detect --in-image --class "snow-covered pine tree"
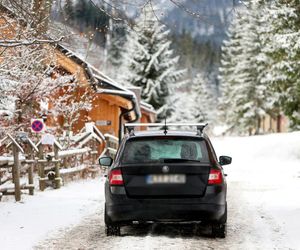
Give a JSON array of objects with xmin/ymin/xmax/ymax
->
[
  {"xmin": 107, "ymin": 19, "xmax": 127, "ymax": 80},
  {"xmin": 122, "ymin": 3, "xmax": 186, "ymax": 120},
  {"xmin": 64, "ymin": 0, "xmax": 75, "ymax": 23},
  {"xmin": 218, "ymin": 8, "xmax": 250, "ymax": 134},
  {"xmin": 168, "ymin": 92, "xmax": 197, "ymax": 124},
  {"xmin": 235, "ymin": 1, "xmax": 270, "ymax": 134},
  {"xmin": 219, "ymin": 2, "xmax": 272, "ymax": 135},
  {"xmin": 192, "ymin": 73, "xmax": 217, "ymax": 124},
  {"xmin": 261, "ymin": 0, "xmax": 300, "ymax": 130}
]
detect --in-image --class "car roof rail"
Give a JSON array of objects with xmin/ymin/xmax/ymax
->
[{"xmin": 124, "ymin": 123, "xmax": 208, "ymax": 136}]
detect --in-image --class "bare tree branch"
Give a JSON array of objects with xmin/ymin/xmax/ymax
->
[{"xmin": 0, "ymin": 36, "xmax": 64, "ymax": 47}]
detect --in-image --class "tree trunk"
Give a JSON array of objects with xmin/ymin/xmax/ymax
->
[
  {"xmin": 32, "ymin": 0, "xmax": 53, "ymax": 36},
  {"xmin": 277, "ymin": 114, "xmax": 282, "ymax": 133},
  {"xmin": 255, "ymin": 116, "xmax": 261, "ymax": 135}
]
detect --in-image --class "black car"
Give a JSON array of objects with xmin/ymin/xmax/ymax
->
[{"xmin": 99, "ymin": 123, "xmax": 232, "ymax": 238}]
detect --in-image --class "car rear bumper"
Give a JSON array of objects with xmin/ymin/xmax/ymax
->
[
  {"xmin": 105, "ymin": 183, "xmax": 226, "ymax": 224},
  {"xmin": 106, "ymin": 202, "xmax": 225, "ymax": 224}
]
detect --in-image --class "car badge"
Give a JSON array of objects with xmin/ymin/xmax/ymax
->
[{"xmin": 162, "ymin": 166, "xmax": 169, "ymax": 173}]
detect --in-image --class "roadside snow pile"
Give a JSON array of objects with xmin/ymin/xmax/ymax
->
[
  {"xmin": 0, "ymin": 178, "xmax": 105, "ymax": 250},
  {"xmin": 212, "ymin": 132, "xmax": 300, "ymax": 249}
]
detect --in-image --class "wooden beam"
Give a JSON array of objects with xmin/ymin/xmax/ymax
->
[
  {"xmin": 12, "ymin": 144, "xmax": 21, "ymax": 201},
  {"xmin": 54, "ymin": 50, "xmax": 89, "ymax": 85},
  {"xmin": 99, "ymin": 94, "xmax": 132, "ymax": 110}
]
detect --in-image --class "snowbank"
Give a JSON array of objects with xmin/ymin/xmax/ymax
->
[{"xmin": 0, "ymin": 178, "xmax": 105, "ymax": 250}]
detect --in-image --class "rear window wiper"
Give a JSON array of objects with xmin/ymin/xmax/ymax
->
[{"xmin": 160, "ymin": 158, "xmax": 201, "ymax": 163}]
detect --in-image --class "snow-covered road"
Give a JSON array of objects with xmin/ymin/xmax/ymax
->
[
  {"xmin": 1, "ymin": 132, "xmax": 299, "ymax": 250},
  {"xmin": 35, "ymin": 180, "xmax": 285, "ymax": 250}
]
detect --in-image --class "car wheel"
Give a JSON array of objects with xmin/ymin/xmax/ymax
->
[
  {"xmin": 105, "ymin": 224, "xmax": 121, "ymax": 236},
  {"xmin": 212, "ymin": 223, "xmax": 226, "ymax": 238},
  {"xmin": 104, "ymin": 205, "xmax": 121, "ymax": 236}
]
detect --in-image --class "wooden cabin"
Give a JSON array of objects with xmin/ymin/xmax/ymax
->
[
  {"xmin": 140, "ymin": 102, "xmax": 156, "ymax": 125},
  {"xmin": 259, "ymin": 114, "xmax": 289, "ymax": 133},
  {"xmin": 48, "ymin": 44, "xmax": 144, "ymax": 138}
]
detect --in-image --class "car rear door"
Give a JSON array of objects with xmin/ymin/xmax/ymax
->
[{"xmin": 120, "ymin": 136, "xmax": 211, "ymax": 198}]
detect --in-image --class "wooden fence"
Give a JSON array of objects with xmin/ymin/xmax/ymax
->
[{"xmin": 0, "ymin": 130, "xmax": 119, "ymax": 202}]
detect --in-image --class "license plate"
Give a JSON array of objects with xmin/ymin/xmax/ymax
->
[{"xmin": 146, "ymin": 174, "xmax": 186, "ymax": 184}]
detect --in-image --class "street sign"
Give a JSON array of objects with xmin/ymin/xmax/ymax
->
[
  {"xmin": 41, "ymin": 133, "xmax": 55, "ymax": 145},
  {"xmin": 96, "ymin": 120, "xmax": 111, "ymax": 126},
  {"xmin": 31, "ymin": 119, "xmax": 45, "ymax": 133}
]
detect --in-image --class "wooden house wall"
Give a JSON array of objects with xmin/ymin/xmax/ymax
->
[
  {"xmin": 260, "ymin": 114, "xmax": 289, "ymax": 133},
  {"xmin": 74, "ymin": 96, "xmax": 121, "ymax": 137}
]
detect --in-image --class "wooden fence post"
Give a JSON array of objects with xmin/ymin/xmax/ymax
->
[
  {"xmin": 6, "ymin": 134, "xmax": 24, "ymax": 201},
  {"xmin": 26, "ymin": 137, "xmax": 38, "ymax": 196},
  {"xmin": 54, "ymin": 144, "xmax": 61, "ymax": 189},
  {"xmin": 12, "ymin": 144, "xmax": 21, "ymax": 201},
  {"xmin": 92, "ymin": 140, "xmax": 96, "ymax": 165},
  {"xmin": 28, "ymin": 148, "xmax": 34, "ymax": 195},
  {"xmin": 38, "ymin": 144, "xmax": 45, "ymax": 191}
]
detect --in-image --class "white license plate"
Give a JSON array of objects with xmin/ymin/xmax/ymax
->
[{"xmin": 146, "ymin": 174, "xmax": 186, "ymax": 184}]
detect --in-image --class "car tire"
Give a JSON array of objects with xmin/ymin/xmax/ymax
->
[
  {"xmin": 104, "ymin": 205, "xmax": 121, "ymax": 236},
  {"xmin": 105, "ymin": 224, "xmax": 121, "ymax": 236},
  {"xmin": 212, "ymin": 223, "xmax": 226, "ymax": 238}
]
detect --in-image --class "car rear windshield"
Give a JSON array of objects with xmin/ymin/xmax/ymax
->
[{"xmin": 121, "ymin": 137, "xmax": 209, "ymax": 164}]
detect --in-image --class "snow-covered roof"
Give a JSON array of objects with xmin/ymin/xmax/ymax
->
[
  {"xmin": 140, "ymin": 101, "xmax": 156, "ymax": 114},
  {"xmin": 56, "ymin": 44, "xmax": 141, "ymax": 120}
]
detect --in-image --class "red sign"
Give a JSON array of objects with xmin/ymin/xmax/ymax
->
[{"xmin": 31, "ymin": 119, "xmax": 45, "ymax": 133}]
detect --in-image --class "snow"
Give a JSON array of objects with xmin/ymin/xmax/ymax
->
[
  {"xmin": 212, "ymin": 132, "xmax": 300, "ymax": 249},
  {"xmin": 0, "ymin": 132, "xmax": 299, "ymax": 249},
  {"xmin": 57, "ymin": 148, "xmax": 91, "ymax": 157},
  {"xmin": 59, "ymin": 165, "xmax": 88, "ymax": 174},
  {"xmin": 0, "ymin": 178, "xmax": 105, "ymax": 250},
  {"xmin": 0, "ymin": 155, "xmax": 26, "ymax": 165}
]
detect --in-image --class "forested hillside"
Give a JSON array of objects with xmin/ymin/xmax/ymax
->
[
  {"xmin": 49, "ymin": 0, "xmax": 237, "ymax": 127},
  {"xmin": 51, "ymin": 0, "xmax": 233, "ymax": 83}
]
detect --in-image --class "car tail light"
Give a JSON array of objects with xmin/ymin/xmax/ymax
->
[
  {"xmin": 208, "ymin": 169, "xmax": 223, "ymax": 185},
  {"xmin": 109, "ymin": 169, "xmax": 124, "ymax": 185}
]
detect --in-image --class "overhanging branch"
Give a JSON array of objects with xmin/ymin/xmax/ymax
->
[{"xmin": 0, "ymin": 36, "xmax": 64, "ymax": 47}]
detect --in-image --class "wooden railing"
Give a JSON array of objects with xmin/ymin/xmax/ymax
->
[
  {"xmin": 100, "ymin": 133, "xmax": 119, "ymax": 159},
  {"xmin": 0, "ymin": 129, "xmax": 118, "ymax": 202}
]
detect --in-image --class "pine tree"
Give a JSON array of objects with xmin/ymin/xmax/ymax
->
[
  {"xmin": 262, "ymin": 0, "xmax": 300, "ymax": 129},
  {"xmin": 192, "ymin": 73, "xmax": 217, "ymax": 124},
  {"xmin": 219, "ymin": 2, "xmax": 273, "ymax": 134},
  {"xmin": 107, "ymin": 22, "xmax": 127, "ymax": 79},
  {"xmin": 122, "ymin": 4, "xmax": 186, "ymax": 120},
  {"xmin": 74, "ymin": 0, "xmax": 88, "ymax": 31},
  {"xmin": 168, "ymin": 92, "xmax": 196, "ymax": 124},
  {"xmin": 64, "ymin": 0, "xmax": 74, "ymax": 22},
  {"xmin": 219, "ymin": 8, "xmax": 250, "ymax": 133}
]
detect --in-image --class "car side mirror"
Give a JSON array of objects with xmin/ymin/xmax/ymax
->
[
  {"xmin": 99, "ymin": 156, "xmax": 113, "ymax": 167},
  {"xmin": 219, "ymin": 156, "xmax": 232, "ymax": 166}
]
